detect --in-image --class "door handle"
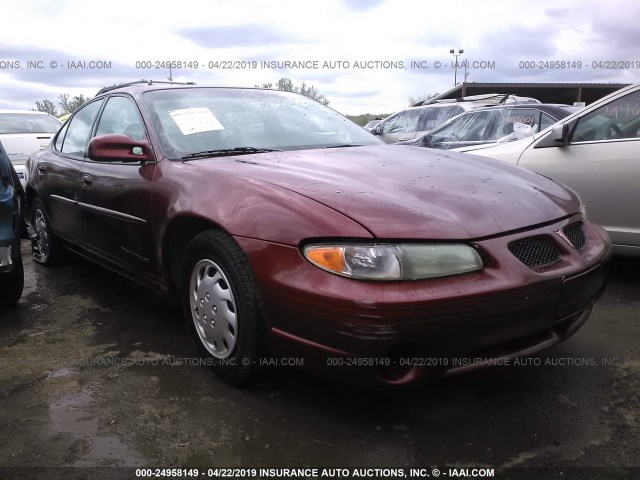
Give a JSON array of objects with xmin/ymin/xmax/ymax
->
[
  {"xmin": 80, "ymin": 174, "xmax": 93, "ymax": 187},
  {"xmin": 37, "ymin": 164, "xmax": 47, "ymax": 175}
]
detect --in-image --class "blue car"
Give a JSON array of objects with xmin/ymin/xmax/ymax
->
[{"xmin": 0, "ymin": 140, "xmax": 23, "ymax": 306}]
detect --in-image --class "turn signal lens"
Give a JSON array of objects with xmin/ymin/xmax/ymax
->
[{"xmin": 305, "ymin": 246, "xmax": 345, "ymax": 273}]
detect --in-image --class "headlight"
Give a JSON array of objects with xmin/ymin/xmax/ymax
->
[{"xmin": 303, "ymin": 243, "xmax": 483, "ymax": 281}]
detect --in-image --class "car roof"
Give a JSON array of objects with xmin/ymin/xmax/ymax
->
[
  {"xmin": 463, "ymin": 103, "xmax": 573, "ymax": 113},
  {"xmin": 94, "ymin": 80, "xmax": 287, "ymax": 97},
  {"xmin": 95, "ymin": 80, "xmax": 197, "ymax": 96}
]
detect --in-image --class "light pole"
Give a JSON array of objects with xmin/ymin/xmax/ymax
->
[{"xmin": 450, "ymin": 48, "xmax": 464, "ymax": 85}]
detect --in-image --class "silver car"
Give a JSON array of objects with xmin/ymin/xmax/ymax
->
[{"xmin": 457, "ymin": 83, "xmax": 640, "ymax": 255}]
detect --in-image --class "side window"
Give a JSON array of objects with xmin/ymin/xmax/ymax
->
[
  {"xmin": 538, "ymin": 112, "xmax": 557, "ymax": 132},
  {"xmin": 571, "ymin": 90, "xmax": 640, "ymax": 143},
  {"xmin": 493, "ymin": 109, "xmax": 538, "ymax": 140},
  {"xmin": 420, "ymin": 106, "xmax": 463, "ymax": 131},
  {"xmin": 420, "ymin": 109, "xmax": 441, "ymax": 131},
  {"xmin": 54, "ymin": 122, "xmax": 69, "ymax": 151},
  {"xmin": 61, "ymin": 100, "xmax": 104, "ymax": 156},
  {"xmin": 404, "ymin": 109, "xmax": 423, "ymax": 133},
  {"xmin": 95, "ymin": 96, "xmax": 147, "ymax": 141}
]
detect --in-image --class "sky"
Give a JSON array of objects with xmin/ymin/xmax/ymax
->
[{"xmin": 1, "ymin": 0, "xmax": 640, "ymax": 116}]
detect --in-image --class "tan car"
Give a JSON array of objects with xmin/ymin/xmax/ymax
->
[
  {"xmin": 372, "ymin": 94, "xmax": 540, "ymax": 143},
  {"xmin": 457, "ymin": 83, "xmax": 640, "ymax": 255}
]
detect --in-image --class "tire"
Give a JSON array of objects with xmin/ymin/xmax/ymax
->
[
  {"xmin": 31, "ymin": 198, "xmax": 62, "ymax": 266},
  {"xmin": 0, "ymin": 242, "xmax": 24, "ymax": 307},
  {"xmin": 182, "ymin": 229, "xmax": 268, "ymax": 386}
]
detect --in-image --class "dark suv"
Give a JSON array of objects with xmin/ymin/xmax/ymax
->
[{"xmin": 0, "ymin": 140, "xmax": 24, "ymax": 306}]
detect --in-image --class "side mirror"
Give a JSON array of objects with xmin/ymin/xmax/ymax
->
[
  {"xmin": 371, "ymin": 125, "xmax": 381, "ymax": 135},
  {"xmin": 88, "ymin": 134, "xmax": 155, "ymax": 163},
  {"xmin": 551, "ymin": 124, "xmax": 568, "ymax": 146},
  {"xmin": 551, "ymin": 117, "xmax": 579, "ymax": 147}
]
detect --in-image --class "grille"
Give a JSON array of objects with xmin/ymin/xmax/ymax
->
[
  {"xmin": 508, "ymin": 235, "xmax": 561, "ymax": 269},
  {"xmin": 563, "ymin": 222, "xmax": 586, "ymax": 250}
]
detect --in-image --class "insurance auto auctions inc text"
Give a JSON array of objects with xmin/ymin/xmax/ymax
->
[{"xmin": 201, "ymin": 467, "xmax": 496, "ymax": 478}]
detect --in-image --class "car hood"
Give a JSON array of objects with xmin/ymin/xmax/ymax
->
[{"xmin": 187, "ymin": 145, "xmax": 580, "ymax": 239}]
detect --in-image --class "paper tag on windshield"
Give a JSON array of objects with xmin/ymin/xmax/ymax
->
[{"xmin": 169, "ymin": 107, "xmax": 225, "ymax": 135}]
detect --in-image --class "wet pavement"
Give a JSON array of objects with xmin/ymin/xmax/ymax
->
[{"xmin": 0, "ymin": 241, "xmax": 638, "ymax": 478}]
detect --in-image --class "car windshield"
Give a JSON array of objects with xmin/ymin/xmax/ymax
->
[
  {"xmin": 143, "ymin": 88, "xmax": 381, "ymax": 159},
  {"xmin": 0, "ymin": 113, "xmax": 61, "ymax": 134}
]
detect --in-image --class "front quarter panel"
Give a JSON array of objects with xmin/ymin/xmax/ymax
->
[{"xmin": 154, "ymin": 159, "xmax": 373, "ymax": 248}]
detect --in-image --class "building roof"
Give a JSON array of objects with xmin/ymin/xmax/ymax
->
[{"xmin": 427, "ymin": 82, "xmax": 632, "ymax": 106}]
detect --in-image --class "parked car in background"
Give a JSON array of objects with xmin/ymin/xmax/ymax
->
[
  {"xmin": 403, "ymin": 104, "xmax": 579, "ymax": 150},
  {"xmin": 363, "ymin": 119, "xmax": 382, "ymax": 131},
  {"xmin": 371, "ymin": 94, "xmax": 541, "ymax": 143},
  {"xmin": 25, "ymin": 82, "xmax": 610, "ymax": 387},
  {"xmin": 458, "ymin": 83, "xmax": 640, "ymax": 255},
  {"xmin": 0, "ymin": 140, "xmax": 24, "ymax": 306},
  {"xmin": 0, "ymin": 110, "xmax": 62, "ymax": 188}
]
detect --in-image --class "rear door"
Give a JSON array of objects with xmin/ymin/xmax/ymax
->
[
  {"xmin": 34, "ymin": 100, "xmax": 104, "ymax": 244},
  {"xmin": 77, "ymin": 95, "xmax": 158, "ymax": 276}
]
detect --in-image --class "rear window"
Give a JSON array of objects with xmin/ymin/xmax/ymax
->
[{"xmin": 0, "ymin": 113, "xmax": 62, "ymax": 134}]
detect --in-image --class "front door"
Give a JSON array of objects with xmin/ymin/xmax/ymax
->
[{"xmin": 77, "ymin": 95, "xmax": 158, "ymax": 278}]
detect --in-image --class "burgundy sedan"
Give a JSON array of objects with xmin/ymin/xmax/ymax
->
[{"xmin": 24, "ymin": 83, "xmax": 611, "ymax": 387}]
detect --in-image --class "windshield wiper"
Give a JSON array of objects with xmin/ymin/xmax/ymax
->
[
  {"xmin": 323, "ymin": 144, "xmax": 364, "ymax": 149},
  {"xmin": 181, "ymin": 147, "xmax": 280, "ymax": 159}
]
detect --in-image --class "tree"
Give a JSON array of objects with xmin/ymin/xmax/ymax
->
[
  {"xmin": 297, "ymin": 82, "xmax": 329, "ymax": 106},
  {"xmin": 58, "ymin": 93, "xmax": 89, "ymax": 115},
  {"xmin": 256, "ymin": 78, "xmax": 330, "ymax": 105},
  {"xmin": 408, "ymin": 92, "xmax": 440, "ymax": 106},
  {"xmin": 34, "ymin": 93, "xmax": 91, "ymax": 118},
  {"xmin": 34, "ymin": 100, "xmax": 58, "ymax": 116},
  {"xmin": 276, "ymin": 78, "xmax": 294, "ymax": 92}
]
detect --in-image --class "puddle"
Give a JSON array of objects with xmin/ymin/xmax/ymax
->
[
  {"xmin": 47, "ymin": 367, "xmax": 78, "ymax": 379},
  {"xmin": 48, "ymin": 382, "xmax": 145, "ymax": 466}
]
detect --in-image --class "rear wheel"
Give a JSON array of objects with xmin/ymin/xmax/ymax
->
[
  {"xmin": 182, "ymin": 229, "xmax": 268, "ymax": 385},
  {"xmin": 0, "ymin": 242, "xmax": 24, "ymax": 307},
  {"xmin": 31, "ymin": 199, "xmax": 62, "ymax": 266}
]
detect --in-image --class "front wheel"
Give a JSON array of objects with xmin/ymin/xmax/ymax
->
[{"xmin": 182, "ymin": 229, "xmax": 268, "ymax": 385}]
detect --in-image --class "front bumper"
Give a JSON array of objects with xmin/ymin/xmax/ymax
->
[{"xmin": 236, "ymin": 215, "xmax": 611, "ymax": 387}]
